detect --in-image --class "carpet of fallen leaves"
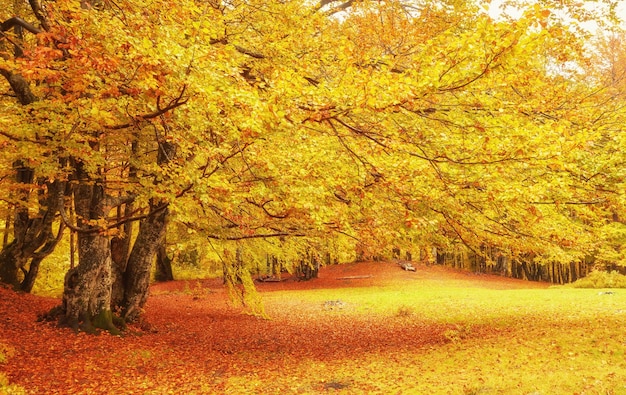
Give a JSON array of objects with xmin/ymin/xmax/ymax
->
[{"xmin": 0, "ymin": 262, "xmax": 547, "ymax": 394}]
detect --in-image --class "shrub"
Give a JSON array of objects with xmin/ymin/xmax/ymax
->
[{"xmin": 570, "ymin": 270, "xmax": 626, "ymax": 289}]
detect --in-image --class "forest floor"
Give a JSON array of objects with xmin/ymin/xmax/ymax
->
[{"xmin": 1, "ymin": 261, "xmax": 626, "ymax": 395}]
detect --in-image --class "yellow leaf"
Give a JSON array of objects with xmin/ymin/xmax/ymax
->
[{"xmin": 142, "ymin": 37, "xmax": 153, "ymax": 50}]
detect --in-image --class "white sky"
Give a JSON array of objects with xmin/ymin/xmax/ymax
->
[{"xmin": 486, "ymin": 0, "xmax": 626, "ymax": 32}]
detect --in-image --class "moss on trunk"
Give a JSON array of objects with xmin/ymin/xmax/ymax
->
[{"xmin": 91, "ymin": 309, "xmax": 121, "ymax": 335}]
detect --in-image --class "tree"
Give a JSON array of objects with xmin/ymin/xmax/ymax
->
[
  {"xmin": 1, "ymin": 0, "xmax": 624, "ymax": 332},
  {"xmin": 289, "ymin": 0, "xmax": 626, "ymax": 264},
  {"xmin": 0, "ymin": 0, "xmax": 200, "ymax": 329},
  {"xmin": 0, "ymin": 3, "xmax": 66, "ymax": 291}
]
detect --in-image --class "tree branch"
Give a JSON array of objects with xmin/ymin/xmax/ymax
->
[
  {"xmin": 234, "ymin": 45, "xmax": 265, "ymax": 59},
  {"xmin": 0, "ymin": 17, "xmax": 42, "ymax": 34},
  {"xmin": 28, "ymin": 0, "xmax": 51, "ymax": 31},
  {"xmin": 0, "ymin": 69, "xmax": 37, "ymax": 105},
  {"xmin": 316, "ymin": 0, "xmax": 357, "ymax": 15},
  {"xmin": 206, "ymin": 232, "xmax": 305, "ymax": 240},
  {"xmin": 245, "ymin": 198, "xmax": 290, "ymax": 219},
  {"xmin": 107, "ymin": 86, "xmax": 189, "ymax": 130},
  {"xmin": 209, "ymin": 37, "xmax": 266, "ymax": 59}
]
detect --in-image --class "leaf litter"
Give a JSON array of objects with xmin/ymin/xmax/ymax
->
[{"xmin": 6, "ymin": 261, "xmax": 623, "ymax": 394}]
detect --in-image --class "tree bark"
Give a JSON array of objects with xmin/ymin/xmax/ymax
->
[
  {"xmin": 0, "ymin": 243, "xmax": 23, "ymax": 286},
  {"xmin": 60, "ymin": 168, "xmax": 117, "ymax": 333},
  {"xmin": 0, "ymin": 70, "xmax": 37, "ymax": 104},
  {"xmin": 110, "ymin": 201, "xmax": 134, "ymax": 308},
  {"xmin": 62, "ymin": 230, "xmax": 116, "ymax": 333},
  {"xmin": 2, "ymin": 211, "xmax": 9, "ymax": 247},
  {"xmin": 121, "ymin": 141, "xmax": 175, "ymax": 321},
  {"xmin": 0, "ymin": 23, "xmax": 64, "ymax": 290},
  {"xmin": 121, "ymin": 201, "xmax": 168, "ymax": 321},
  {"xmin": 20, "ymin": 221, "xmax": 65, "ymax": 292},
  {"xmin": 0, "ymin": 165, "xmax": 34, "ymax": 287},
  {"xmin": 154, "ymin": 233, "xmax": 174, "ymax": 282},
  {"xmin": 0, "ymin": 179, "xmax": 65, "ymax": 290}
]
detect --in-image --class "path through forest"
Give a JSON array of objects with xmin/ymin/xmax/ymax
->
[{"xmin": 1, "ymin": 262, "xmax": 554, "ymax": 394}]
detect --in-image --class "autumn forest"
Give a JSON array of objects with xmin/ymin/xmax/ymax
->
[{"xmin": 1, "ymin": 0, "xmax": 626, "ymax": 393}]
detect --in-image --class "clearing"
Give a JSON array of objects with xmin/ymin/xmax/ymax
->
[{"xmin": 1, "ymin": 261, "xmax": 626, "ymax": 394}]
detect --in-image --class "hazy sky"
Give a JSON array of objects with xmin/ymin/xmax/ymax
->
[{"xmin": 487, "ymin": 0, "xmax": 626, "ymax": 31}]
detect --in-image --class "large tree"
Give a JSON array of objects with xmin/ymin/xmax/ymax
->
[{"xmin": 0, "ymin": 0, "xmax": 624, "ymax": 330}]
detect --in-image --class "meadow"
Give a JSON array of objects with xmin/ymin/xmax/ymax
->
[{"xmin": 1, "ymin": 261, "xmax": 626, "ymax": 394}]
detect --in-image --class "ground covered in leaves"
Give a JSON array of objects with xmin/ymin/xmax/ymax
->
[{"xmin": 2, "ymin": 262, "xmax": 626, "ymax": 394}]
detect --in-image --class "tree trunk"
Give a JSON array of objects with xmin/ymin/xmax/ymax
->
[
  {"xmin": 2, "ymin": 211, "xmax": 10, "ymax": 247},
  {"xmin": 0, "ymin": 165, "xmax": 34, "ymax": 287},
  {"xmin": 20, "ymin": 221, "xmax": 65, "ymax": 293},
  {"xmin": 62, "ymin": 231, "xmax": 116, "ymax": 333},
  {"xmin": 154, "ymin": 233, "xmax": 174, "ymax": 282},
  {"xmin": 0, "ymin": 242, "xmax": 23, "ymax": 286},
  {"xmin": 0, "ymin": 57, "xmax": 65, "ymax": 290},
  {"xmin": 111, "ymin": 137, "xmax": 138, "ymax": 306},
  {"xmin": 110, "ymin": 201, "xmax": 134, "ymax": 308},
  {"xmin": 121, "ymin": 140, "xmax": 175, "ymax": 321},
  {"xmin": 0, "ymin": 179, "xmax": 65, "ymax": 290},
  {"xmin": 121, "ymin": 202, "xmax": 168, "ymax": 322},
  {"xmin": 60, "ymin": 171, "xmax": 118, "ymax": 333}
]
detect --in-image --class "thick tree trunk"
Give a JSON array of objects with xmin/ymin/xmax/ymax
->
[
  {"xmin": 0, "ymin": 21, "xmax": 52, "ymax": 289},
  {"xmin": 111, "ymin": 138, "xmax": 138, "ymax": 307},
  {"xmin": 0, "ymin": 165, "xmax": 34, "ymax": 287},
  {"xmin": 0, "ymin": 242, "xmax": 23, "ymax": 286},
  {"xmin": 0, "ymin": 28, "xmax": 63, "ymax": 291},
  {"xmin": 110, "ymin": 235, "xmax": 127, "ymax": 308},
  {"xmin": 122, "ymin": 202, "xmax": 168, "ymax": 322},
  {"xmin": 60, "ymin": 171, "xmax": 118, "ymax": 333},
  {"xmin": 62, "ymin": 232, "xmax": 117, "ymax": 333},
  {"xmin": 121, "ymin": 140, "xmax": 175, "ymax": 321}
]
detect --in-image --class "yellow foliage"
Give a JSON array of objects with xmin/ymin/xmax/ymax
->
[{"xmin": 0, "ymin": 0, "xmax": 625, "ymax": 290}]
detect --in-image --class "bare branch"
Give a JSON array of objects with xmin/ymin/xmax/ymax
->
[
  {"xmin": 0, "ymin": 69, "xmax": 37, "ymax": 105},
  {"xmin": 0, "ymin": 17, "xmax": 42, "ymax": 34},
  {"xmin": 234, "ymin": 45, "xmax": 265, "ymax": 59},
  {"xmin": 316, "ymin": 0, "xmax": 357, "ymax": 15},
  {"xmin": 107, "ymin": 86, "xmax": 189, "ymax": 130},
  {"xmin": 28, "ymin": 0, "xmax": 51, "ymax": 31},
  {"xmin": 206, "ymin": 232, "xmax": 304, "ymax": 240},
  {"xmin": 245, "ymin": 198, "xmax": 290, "ymax": 219}
]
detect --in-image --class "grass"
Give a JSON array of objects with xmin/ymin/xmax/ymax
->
[{"xmin": 253, "ymin": 278, "xmax": 626, "ymax": 394}]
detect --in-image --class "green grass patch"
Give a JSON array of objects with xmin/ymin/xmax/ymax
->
[{"xmin": 253, "ymin": 279, "xmax": 626, "ymax": 394}]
